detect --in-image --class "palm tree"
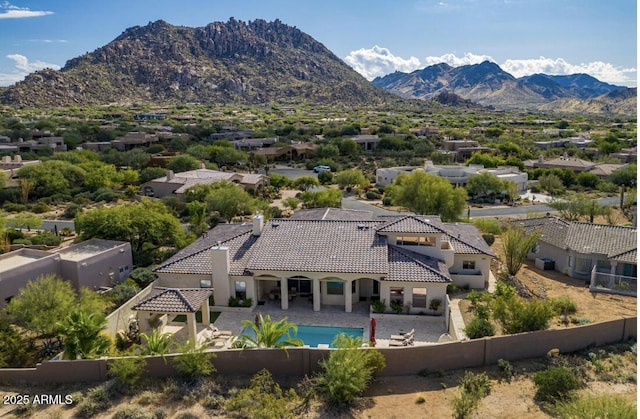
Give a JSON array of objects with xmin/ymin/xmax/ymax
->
[
  {"xmin": 58, "ymin": 311, "xmax": 111, "ymax": 359},
  {"xmin": 139, "ymin": 328, "xmax": 174, "ymax": 355},
  {"xmin": 238, "ymin": 314, "xmax": 303, "ymax": 349}
]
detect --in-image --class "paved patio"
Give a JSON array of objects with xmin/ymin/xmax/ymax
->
[{"xmin": 211, "ymin": 297, "xmax": 450, "ymax": 348}]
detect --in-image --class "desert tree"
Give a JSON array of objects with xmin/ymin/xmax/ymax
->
[{"xmin": 501, "ymin": 224, "xmax": 541, "ymax": 276}]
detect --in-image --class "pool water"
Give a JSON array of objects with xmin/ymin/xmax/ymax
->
[{"xmin": 243, "ymin": 325, "xmax": 364, "ymax": 348}]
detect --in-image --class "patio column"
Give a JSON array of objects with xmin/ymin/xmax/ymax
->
[
  {"xmin": 344, "ymin": 280, "xmax": 352, "ymax": 313},
  {"xmin": 313, "ymin": 278, "xmax": 321, "ymax": 311},
  {"xmin": 201, "ymin": 301, "xmax": 210, "ymax": 326},
  {"xmin": 610, "ymin": 261, "xmax": 618, "ymax": 275},
  {"xmin": 186, "ymin": 312, "xmax": 197, "ymax": 344},
  {"xmin": 280, "ymin": 278, "xmax": 289, "ymax": 310}
]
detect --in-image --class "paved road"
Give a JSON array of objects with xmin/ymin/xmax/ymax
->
[{"xmin": 342, "ymin": 196, "xmax": 623, "ymax": 219}]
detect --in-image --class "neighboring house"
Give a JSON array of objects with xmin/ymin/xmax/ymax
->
[
  {"xmin": 0, "ymin": 155, "xmax": 41, "ymax": 188},
  {"xmin": 111, "ymin": 132, "xmax": 159, "ymax": 151},
  {"xmin": 232, "ymin": 137, "xmax": 278, "ymax": 151},
  {"xmin": 153, "ymin": 210, "xmax": 495, "ymax": 314},
  {"xmin": 250, "ymin": 142, "xmax": 315, "ymax": 161},
  {"xmin": 376, "ymin": 161, "xmax": 528, "ymax": 192},
  {"xmin": 523, "ymin": 155, "xmax": 596, "ymax": 173},
  {"xmin": 515, "ymin": 216, "xmax": 637, "ymax": 281},
  {"xmin": 0, "ymin": 239, "xmax": 133, "ymax": 306},
  {"xmin": 140, "ymin": 168, "xmax": 268, "ymax": 200},
  {"xmin": 352, "ymin": 134, "xmax": 381, "ymax": 151}
]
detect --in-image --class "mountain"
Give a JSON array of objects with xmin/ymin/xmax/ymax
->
[
  {"xmin": 1, "ymin": 19, "xmax": 392, "ymax": 107},
  {"xmin": 372, "ymin": 61, "xmax": 633, "ymax": 113}
]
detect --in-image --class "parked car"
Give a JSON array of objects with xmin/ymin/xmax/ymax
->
[{"xmin": 313, "ymin": 165, "xmax": 331, "ymax": 173}]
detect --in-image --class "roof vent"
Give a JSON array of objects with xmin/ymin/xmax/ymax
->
[{"xmin": 272, "ymin": 222, "xmax": 279, "ymax": 228}]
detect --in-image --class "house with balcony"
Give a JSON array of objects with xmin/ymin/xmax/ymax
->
[
  {"xmin": 514, "ymin": 216, "xmax": 637, "ymax": 294},
  {"xmin": 153, "ymin": 210, "xmax": 495, "ymax": 315}
]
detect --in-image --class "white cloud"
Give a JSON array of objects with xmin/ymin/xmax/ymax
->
[
  {"xmin": 343, "ymin": 45, "xmax": 422, "ymax": 80},
  {"xmin": 502, "ymin": 57, "xmax": 636, "ymax": 86},
  {"xmin": 423, "ymin": 52, "xmax": 495, "ymax": 67},
  {"xmin": 344, "ymin": 48, "xmax": 637, "ymax": 86},
  {"xmin": 0, "ymin": 54, "xmax": 60, "ymax": 86},
  {"xmin": 0, "ymin": 1, "xmax": 53, "ymax": 19}
]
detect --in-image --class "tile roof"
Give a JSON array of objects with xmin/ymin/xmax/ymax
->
[
  {"xmin": 376, "ymin": 215, "xmax": 447, "ymax": 234},
  {"xmin": 246, "ymin": 219, "xmax": 388, "ymax": 274},
  {"xmin": 514, "ymin": 217, "xmax": 636, "ymax": 260},
  {"xmin": 289, "ymin": 207, "xmax": 374, "ymax": 221},
  {"xmin": 155, "ymin": 209, "xmax": 497, "ymax": 282},
  {"xmin": 155, "ymin": 224, "xmax": 256, "ymax": 275},
  {"xmin": 388, "ymin": 246, "xmax": 451, "ymax": 283},
  {"xmin": 132, "ymin": 288, "xmax": 213, "ymax": 313},
  {"xmin": 443, "ymin": 223, "xmax": 497, "ymax": 257}
]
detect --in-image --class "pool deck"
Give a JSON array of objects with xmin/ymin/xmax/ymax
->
[{"xmin": 212, "ymin": 297, "xmax": 450, "ymax": 348}]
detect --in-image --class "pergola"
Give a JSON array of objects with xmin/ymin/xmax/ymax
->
[{"xmin": 132, "ymin": 287, "xmax": 213, "ymax": 343}]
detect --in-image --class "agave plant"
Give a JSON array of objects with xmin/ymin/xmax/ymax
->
[{"xmin": 139, "ymin": 328, "xmax": 174, "ymax": 356}]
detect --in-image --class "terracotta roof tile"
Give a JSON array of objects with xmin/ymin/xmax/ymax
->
[{"xmin": 132, "ymin": 288, "xmax": 212, "ymax": 313}]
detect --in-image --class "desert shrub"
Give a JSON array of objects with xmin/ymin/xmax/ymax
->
[
  {"xmin": 473, "ymin": 218, "xmax": 503, "ymax": 234},
  {"xmin": 492, "ymin": 292, "xmax": 555, "ymax": 334},
  {"xmin": 129, "ymin": 267, "xmax": 156, "ymax": 288},
  {"xmin": 112, "ymin": 405, "xmax": 154, "ymax": 419},
  {"xmin": 29, "ymin": 231, "xmax": 62, "ymax": 246},
  {"xmin": 482, "ymin": 233, "xmax": 495, "ymax": 246},
  {"xmin": 93, "ymin": 187, "xmax": 119, "ymax": 202},
  {"xmin": 464, "ymin": 316, "xmax": 495, "ymax": 339},
  {"xmin": 317, "ymin": 170, "xmax": 333, "ymax": 185},
  {"xmin": 533, "ymin": 367, "xmax": 581, "ymax": 402},
  {"xmin": 174, "ymin": 412, "xmax": 201, "ymax": 419},
  {"xmin": 135, "ymin": 391, "xmax": 157, "ymax": 406},
  {"xmin": 108, "ymin": 356, "xmax": 146, "ymax": 388},
  {"xmin": 460, "ymin": 371, "xmax": 491, "ymax": 398},
  {"xmin": 497, "ymin": 359, "xmax": 514, "ymax": 382},
  {"xmin": 5, "ymin": 228, "xmax": 24, "ymax": 243},
  {"xmin": 316, "ymin": 334, "xmax": 386, "ymax": 405},
  {"xmin": 371, "ymin": 299, "xmax": 386, "ymax": 313},
  {"xmin": 3, "ymin": 202, "xmax": 27, "ymax": 213},
  {"xmin": 63, "ymin": 203, "xmax": 82, "ymax": 219},
  {"xmin": 109, "ymin": 282, "xmax": 140, "ymax": 307},
  {"xmin": 153, "ymin": 407, "xmax": 169, "ymax": 419},
  {"xmin": 365, "ymin": 190, "xmax": 381, "ymax": 200},
  {"xmin": 550, "ymin": 297, "xmax": 578, "ymax": 315},
  {"xmin": 553, "ymin": 394, "xmax": 636, "ymax": 419},
  {"xmin": 75, "ymin": 384, "xmax": 112, "ymax": 418},
  {"xmin": 31, "ymin": 201, "xmax": 51, "ymax": 214},
  {"xmin": 382, "ymin": 196, "xmax": 392, "ymax": 206},
  {"xmin": 225, "ymin": 369, "xmax": 299, "ymax": 419},
  {"xmin": 173, "ymin": 342, "xmax": 216, "ymax": 380},
  {"xmin": 450, "ymin": 390, "xmax": 479, "ymax": 419},
  {"xmin": 390, "ymin": 300, "xmax": 404, "ymax": 314}
]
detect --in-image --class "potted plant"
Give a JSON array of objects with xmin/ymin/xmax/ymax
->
[
  {"xmin": 390, "ymin": 300, "xmax": 404, "ymax": 314},
  {"xmin": 371, "ymin": 299, "xmax": 386, "ymax": 314}
]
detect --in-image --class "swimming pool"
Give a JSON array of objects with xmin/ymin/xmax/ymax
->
[{"xmin": 242, "ymin": 325, "xmax": 364, "ymax": 348}]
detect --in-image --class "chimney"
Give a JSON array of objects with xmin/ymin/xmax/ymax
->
[
  {"xmin": 211, "ymin": 245, "xmax": 230, "ymax": 274},
  {"xmin": 13, "ymin": 155, "xmax": 21, "ymax": 163},
  {"xmin": 166, "ymin": 170, "xmax": 174, "ymax": 181},
  {"xmin": 253, "ymin": 214, "xmax": 264, "ymax": 236}
]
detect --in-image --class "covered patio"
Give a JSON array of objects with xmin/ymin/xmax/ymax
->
[{"xmin": 132, "ymin": 287, "xmax": 213, "ymax": 344}]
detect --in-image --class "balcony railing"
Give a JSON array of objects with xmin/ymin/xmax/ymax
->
[{"xmin": 590, "ymin": 266, "xmax": 637, "ymax": 296}]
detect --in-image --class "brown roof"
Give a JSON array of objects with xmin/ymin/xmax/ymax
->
[
  {"xmin": 132, "ymin": 288, "xmax": 212, "ymax": 313},
  {"xmin": 246, "ymin": 219, "xmax": 388, "ymax": 274}
]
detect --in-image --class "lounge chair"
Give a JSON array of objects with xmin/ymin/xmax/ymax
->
[
  {"xmin": 389, "ymin": 329, "xmax": 415, "ymax": 346},
  {"xmin": 390, "ymin": 329, "xmax": 414, "ymax": 341}
]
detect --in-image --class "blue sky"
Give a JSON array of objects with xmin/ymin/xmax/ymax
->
[{"xmin": 0, "ymin": 0, "xmax": 636, "ymax": 87}]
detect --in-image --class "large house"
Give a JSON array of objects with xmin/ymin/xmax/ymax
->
[
  {"xmin": 140, "ymin": 168, "xmax": 268, "ymax": 200},
  {"xmin": 0, "ymin": 239, "xmax": 133, "ymax": 306},
  {"xmin": 515, "ymin": 216, "xmax": 637, "ymax": 281},
  {"xmin": 154, "ymin": 209, "xmax": 495, "ymax": 314},
  {"xmin": 376, "ymin": 161, "xmax": 528, "ymax": 192}
]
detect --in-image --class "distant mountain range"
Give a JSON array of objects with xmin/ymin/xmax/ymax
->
[
  {"xmin": 0, "ymin": 19, "xmax": 635, "ymax": 114},
  {"xmin": 372, "ymin": 61, "xmax": 636, "ymax": 114},
  {"xmin": 0, "ymin": 19, "xmax": 392, "ymax": 107}
]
